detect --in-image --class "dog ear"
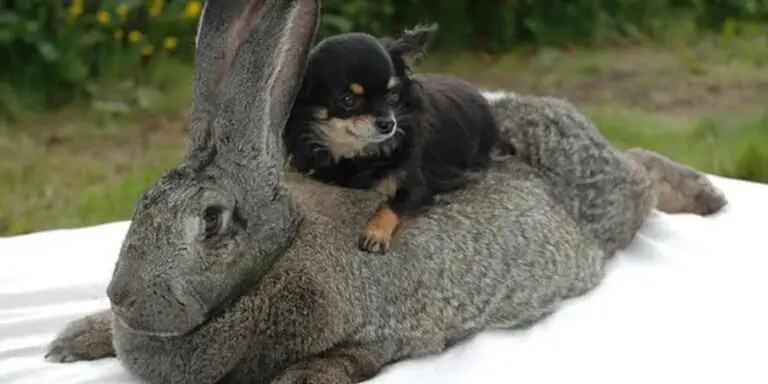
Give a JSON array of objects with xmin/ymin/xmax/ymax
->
[
  {"xmin": 385, "ymin": 23, "xmax": 438, "ymax": 68},
  {"xmin": 294, "ymin": 63, "xmax": 316, "ymax": 104}
]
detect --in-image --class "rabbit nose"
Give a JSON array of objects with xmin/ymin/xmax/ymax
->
[
  {"xmin": 374, "ymin": 118, "xmax": 395, "ymax": 134},
  {"xmin": 107, "ymin": 279, "xmax": 134, "ymax": 310}
]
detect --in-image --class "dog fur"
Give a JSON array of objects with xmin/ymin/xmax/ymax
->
[{"xmin": 283, "ymin": 25, "xmax": 513, "ymax": 254}]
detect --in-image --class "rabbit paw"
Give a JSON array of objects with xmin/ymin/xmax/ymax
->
[
  {"xmin": 654, "ymin": 170, "xmax": 728, "ymax": 216},
  {"xmin": 359, "ymin": 206, "xmax": 400, "ymax": 254},
  {"xmin": 689, "ymin": 177, "xmax": 727, "ymax": 216},
  {"xmin": 625, "ymin": 148, "xmax": 728, "ymax": 216},
  {"xmin": 270, "ymin": 367, "xmax": 352, "ymax": 384},
  {"xmin": 45, "ymin": 311, "xmax": 115, "ymax": 363}
]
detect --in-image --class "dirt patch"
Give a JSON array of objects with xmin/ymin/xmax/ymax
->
[
  {"xmin": 426, "ymin": 40, "xmax": 768, "ymax": 113},
  {"xmin": 473, "ymin": 70, "xmax": 768, "ymax": 113}
]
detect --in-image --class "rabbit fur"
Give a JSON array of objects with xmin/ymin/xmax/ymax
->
[{"xmin": 45, "ymin": 0, "xmax": 727, "ymax": 383}]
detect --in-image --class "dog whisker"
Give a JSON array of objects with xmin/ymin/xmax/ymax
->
[{"xmin": 297, "ymin": 131, "xmax": 333, "ymax": 156}]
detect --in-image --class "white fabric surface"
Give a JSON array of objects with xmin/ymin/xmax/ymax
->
[{"xmin": 1, "ymin": 174, "xmax": 766, "ymax": 384}]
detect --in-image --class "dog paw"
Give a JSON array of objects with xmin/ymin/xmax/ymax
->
[
  {"xmin": 358, "ymin": 206, "xmax": 400, "ymax": 254},
  {"xmin": 359, "ymin": 230, "xmax": 392, "ymax": 254}
]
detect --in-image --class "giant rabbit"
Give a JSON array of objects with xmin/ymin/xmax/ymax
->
[{"xmin": 44, "ymin": 0, "xmax": 726, "ymax": 383}]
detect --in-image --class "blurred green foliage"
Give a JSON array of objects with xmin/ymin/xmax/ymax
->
[
  {"xmin": 2, "ymin": 1, "xmax": 768, "ymax": 234},
  {"xmin": 1, "ymin": 0, "xmax": 768, "ymax": 110},
  {"xmin": 320, "ymin": 0, "xmax": 768, "ymax": 49},
  {"xmin": 0, "ymin": 0, "xmax": 201, "ymax": 109}
]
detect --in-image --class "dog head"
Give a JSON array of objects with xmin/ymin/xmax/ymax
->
[{"xmin": 294, "ymin": 24, "xmax": 437, "ymax": 160}]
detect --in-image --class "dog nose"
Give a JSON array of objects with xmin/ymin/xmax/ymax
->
[{"xmin": 374, "ymin": 119, "xmax": 395, "ymax": 134}]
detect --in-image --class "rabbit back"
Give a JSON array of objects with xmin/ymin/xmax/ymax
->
[
  {"xmin": 491, "ymin": 94, "xmax": 656, "ymax": 255},
  {"xmin": 216, "ymin": 160, "xmax": 609, "ymax": 381}
]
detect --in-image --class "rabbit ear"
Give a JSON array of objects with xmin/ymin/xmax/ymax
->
[{"xmin": 184, "ymin": 0, "xmax": 320, "ymax": 173}]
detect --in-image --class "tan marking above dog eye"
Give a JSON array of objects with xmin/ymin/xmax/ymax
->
[
  {"xmin": 349, "ymin": 83, "xmax": 365, "ymax": 95},
  {"xmin": 387, "ymin": 77, "xmax": 399, "ymax": 89}
]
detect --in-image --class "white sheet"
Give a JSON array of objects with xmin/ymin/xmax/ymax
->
[{"xmin": 1, "ymin": 174, "xmax": 766, "ymax": 384}]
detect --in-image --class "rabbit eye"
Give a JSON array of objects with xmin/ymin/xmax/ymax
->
[{"xmin": 202, "ymin": 206, "xmax": 224, "ymax": 237}]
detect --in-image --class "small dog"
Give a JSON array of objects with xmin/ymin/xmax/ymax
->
[{"xmin": 283, "ymin": 24, "xmax": 514, "ymax": 254}]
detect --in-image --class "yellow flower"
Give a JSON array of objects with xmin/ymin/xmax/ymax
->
[
  {"xmin": 96, "ymin": 11, "xmax": 111, "ymax": 24},
  {"xmin": 183, "ymin": 1, "xmax": 203, "ymax": 19},
  {"xmin": 140, "ymin": 44, "xmax": 155, "ymax": 56},
  {"xmin": 114, "ymin": 30, "xmax": 124, "ymax": 40},
  {"xmin": 68, "ymin": 0, "xmax": 84, "ymax": 19},
  {"xmin": 116, "ymin": 4, "xmax": 130, "ymax": 19},
  {"xmin": 128, "ymin": 30, "xmax": 142, "ymax": 43},
  {"xmin": 163, "ymin": 36, "xmax": 178, "ymax": 50},
  {"xmin": 149, "ymin": 0, "xmax": 164, "ymax": 17}
]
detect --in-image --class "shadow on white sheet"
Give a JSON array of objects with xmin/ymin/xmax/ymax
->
[{"xmin": 0, "ymin": 175, "xmax": 765, "ymax": 384}]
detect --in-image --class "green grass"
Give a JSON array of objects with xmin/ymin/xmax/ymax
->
[
  {"xmin": 2, "ymin": 34, "xmax": 767, "ymax": 236},
  {"xmin": 589, "ymin": 106, "xmax": 768, "ymax": 181},
  {"xmin": 0, "ymin": 110, "xmax": 188, "ymax": 235}
]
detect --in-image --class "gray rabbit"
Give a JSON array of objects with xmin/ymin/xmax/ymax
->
[{"xmin": 44, "ymin": 0, "xmax": 726, "ymax": 383}]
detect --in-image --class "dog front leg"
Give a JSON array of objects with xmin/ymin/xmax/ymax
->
[{"xmin": 359, "ymin": 169, "xmax": 431, "ymax": 254}]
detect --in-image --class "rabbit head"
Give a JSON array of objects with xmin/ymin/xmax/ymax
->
[{"xmin": 105, "ymin": 0, "xmax": 320, "ymax": 337}]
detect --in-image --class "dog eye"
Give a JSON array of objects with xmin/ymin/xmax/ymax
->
[
  {"xmin": 339, "ymin": 93, "xmax": 355, "ymax": 108},
  {"xmin": 388, "ymin": 89, "xmax": 399, "ymax": 103}
]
